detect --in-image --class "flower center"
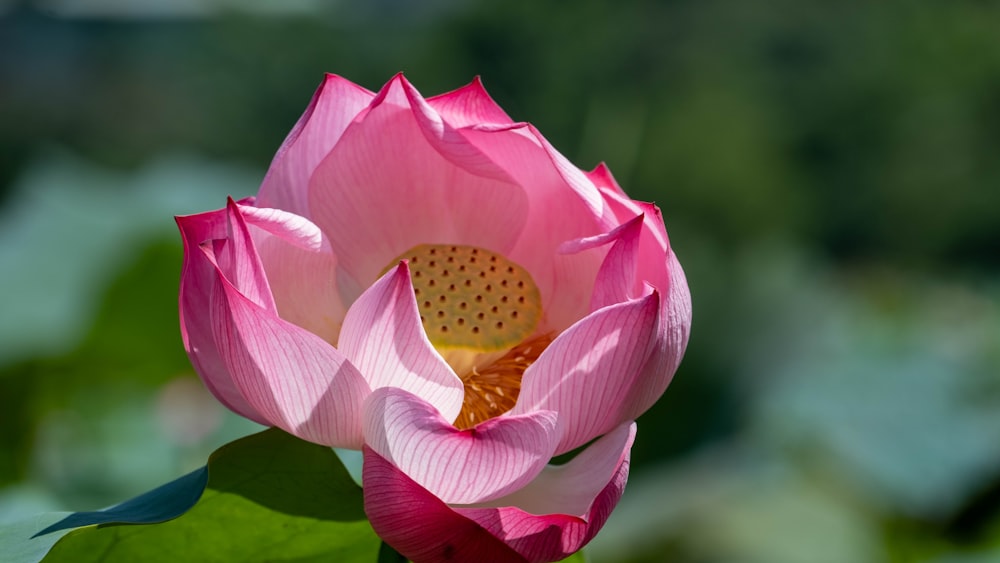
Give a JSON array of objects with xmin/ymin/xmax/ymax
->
[{"xmin": 388, "ymin": 244, "xmax": 547, "ymax": 428}]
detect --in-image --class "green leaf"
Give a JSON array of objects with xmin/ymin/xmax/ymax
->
[
  {"xmin": 34, "ymin": 467, "xmax": 207, "ymax": 537},
  {"xmin": 377, "ymin": 541, "xmax": 408, "ymax": 563},
  {"xmin": 558, "ymin": 550, "xmax": 588, "ymax": 563},
  {"xmin": 1, "ymin": 458, "xmax": 207, "ymax": 563},
  {"xmin": 41, "ymin": 428, "xmax": 379, "ymax": 562}
]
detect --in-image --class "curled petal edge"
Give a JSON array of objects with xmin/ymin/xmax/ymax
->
[{"xmin": 363, "ymin": 422, "xmax": 634, "ymax": 563}]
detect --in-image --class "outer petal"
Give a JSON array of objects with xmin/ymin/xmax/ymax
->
[
  {"xmin": 620, "ymin": 251, "xmax": 691, "ymax": 422},
  {"xmin": 307, "ymin": 75, "xmax": 529, "ymax": 300},
  {"xmin": 364, "ymin": 446, "xmax": 528, "ymax": 563},
  {"xmin": 177, "ymin": 207, "xmax": 268, "ymax": 425},
  {"xmin": 426, "ymin": 76, "xmax": 515, "ymax": 127},
  {"xmin": 339, "ymin": 263, "xmax": 464, "ymax": 422},
  {"xmin": 593, "ymin": 190, "xmax": 694, "ymax": 421},
  {"xmin": 470, "ymin": 422, "xmax": 636, "ymax": 517},
  {"xmin": 257, "ymin": 74, "xmax": 376, "ymax": 218},
  {"xmin": 362, "ymin": 423, "xmax": 634, "ymax": 563},
  {"xmin": 208, "ymin": 252, "xmax": 371, "ymax": 448},
  {"xmin": 363, "ymin": 388, "xmax": 558, "ymax": 504},
  {"xmin": 455, "ymin": 423, "xmax": 636, "ymax": 562},
  {"xmin": 211, "ymin": 198, "xmax": 277, "ymax": 312},
  {"xmin": 511, "ymin": 293, "xmax": 660, "ymax": 455}
]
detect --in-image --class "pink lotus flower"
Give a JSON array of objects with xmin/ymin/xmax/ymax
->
[{"xmin": 177, "ymin": 74, "xmax": 691, "ymax": 563}]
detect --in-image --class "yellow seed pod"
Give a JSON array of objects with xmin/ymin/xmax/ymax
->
[{"xmin": 388, "ymin": 244, "xmax": 542, "ymax": 352}]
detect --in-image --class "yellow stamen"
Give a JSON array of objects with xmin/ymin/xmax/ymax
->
[{"xmin": 454, "ymin": 334, "xmax": 554, "ymax": 430}]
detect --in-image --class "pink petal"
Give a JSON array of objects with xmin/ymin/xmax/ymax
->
[
  {"xmin": 363, "ymin": 446, "xmax": 529, "ymax": 563},
  {"xmin": 237, "ymin": 204, "xmax": 325, "ymax": 251},
  {"xmin": 511, "ymin": 293, "xmax": 660, "ymax": 455},
  {"xmin": 619, "ymin": 251, "xmax": 691, "ymax": 422},
  {"xmin": 592, "ymin": 191, "xmax": 694, "ymax": 421},
  {"xmin": 561, "ymin": 213, "xmax": 646, "ymax": 310},
  {"xmin": 362, "ymin": 423, "xmax": 634, "ymax": 563},
  {"xmin": 585, "ymin": 162, "xmax": 627, "ymax": 196},
  {"xmin": 257, "ymin": 74, "xmax": 376, "ymax": 219},
  {"xmin": 307, "ymin": 75, "xmax": 529, "ymax": 297},
  {"xmin": 531, "ymin": 245, "xmax": 607, "ymax": 335},
  {"xmin": 363, "ymin": 387, "xmax": 558, "ymax": 504},
  {"xmin": 238, "ymin": 204, "xmax": 346, "ymax": 345},
  {"xmin": 177, "ymin": 209, "xmax": 269, "ymax": 425},
  {"xmin": 426, "ymin": 76, "xmax": 514, "ymax": 127},
  {"xmin": 400, "ymin": 77, "xmax": 520, "ymax": 185},
  {"xmin": 470, "ymin": 422, "xmax": 635, "ymax": 515},
  {"xmin": 338, "ymin": 263, "xmax": 464, "ymax": 420},
  {"xmin": 455, "ymin": 423, "xmax": 636, "ymax": 562},
  {"xmin": 208, "ymin": 256, "xmax": 371, "ymax": 448},
  {"xmin": 211, "ymin": 198, "xmax": 276, "ymax": 312},
  {"xmin": 606, "ymin": 196, "xmax": 673, "ymax": 291}
]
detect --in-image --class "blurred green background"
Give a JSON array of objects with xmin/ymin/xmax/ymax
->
[{"xmin": 2, "ymin": 1, "xmax": 999, "ymax": 561}]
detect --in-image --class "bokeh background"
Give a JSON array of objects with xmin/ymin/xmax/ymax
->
[{"xmin": 2, "ymin": 1, "xmax": 1000, "ymax": 561}]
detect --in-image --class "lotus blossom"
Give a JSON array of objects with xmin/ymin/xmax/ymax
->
[{"xmin": 177, "ymin": 74, "xmax": 691, "ymax": 563}]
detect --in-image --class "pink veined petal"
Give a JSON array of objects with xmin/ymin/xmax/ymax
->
[
  {"xmin": 534, "ymin": 246, "xmax": 607, "ymax": 335},
  {"xmin": 561, "ymin": 213, "xmax": 646, "ymax": 310},
  {"xmin": 338, "ymin": 263, "xmax": 464, "ymax": 421},
  {"xmin": 238, "ymin": 204, "xmax": 346, "ymax": 345},
  {"xmin": 469, "ymin": 422, "xmax": 636, "ymax": 517},
  {"xmin": 361, "ymin": 424, "xmax": 634, "ymax": 563},
  {"xmin": 454, "ymin": 423, "xmax": 636, "ymax": 562},
  {"xmin": 208, "ymin": 248, "xmax": 370, "ymax": 448},
  {"xmin": 212, "ymin": 198, "xmax": 277, "ymax": 313},
  {"xmin": 459, "ymin": 121, "xmax": 611, "ymax": 227},
  {"xmin": 598, "ymin": 189, "xmax": 672, "ymax": 292},
  {"xmin": 253, "ymin": 236, "xmax": 345, "ymax": 346},
  {"xmin": 400, "ymin": 76, "xmax": 521, "ymax": 185},
  {"xmin": 592, "ymin": 190, "xmax": 693, "ymax": 421},
  {"xmin": 363, "ymin": 387, "xmax": 559, "ymax": 505},
  {"xmin": 511, "ymin": 292, "xmax": 660, "ymax": 455},
  {"xmin": 426, "ymin": 76, "xmax": 515, "ymax": 127},
  {"xmin": 237, "ymin": 204, "xmax": 325, "ymax": 252},
  {"xmin": 363, "ymin": 447, "xmax": 529, "ymax": 563},
  {"xmin": 525, "ymin": 124, "xmax": 611, "ymax": 224},
  {"xmin": 177, "ymin": 209, "xmax": 269, "ymax": 425},
  {"xmin": 619, "ymin": 251, "xmax": 692, "ymax": 422},
  {"xmin": 307, "ymin": 75, "xmax": 528, "ymax": 296},
  {"xmin": 586, "ymin": 162, "xmax": 627, "ymax": 196},
  {"xmin": 257, "ymin": 74, "xmax": 376, "ymax": 219}
]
